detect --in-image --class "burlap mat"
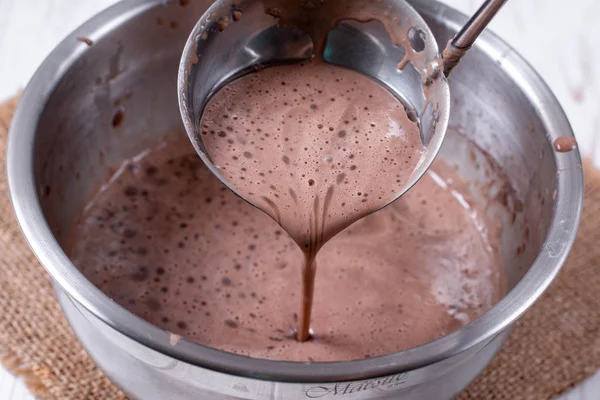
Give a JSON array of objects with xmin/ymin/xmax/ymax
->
[{"xmin": 0, "ymin": 96, "xmax": 598, "ymax": 400}]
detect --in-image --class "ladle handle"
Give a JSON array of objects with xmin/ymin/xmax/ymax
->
[{"xmin": 442, "ymin": 0, "xmax": 508, "ymax": 76}]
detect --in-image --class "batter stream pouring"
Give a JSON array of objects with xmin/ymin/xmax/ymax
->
[{"xmin": 179, "ymin": 0, "xmax": 507, "ymax": 342}]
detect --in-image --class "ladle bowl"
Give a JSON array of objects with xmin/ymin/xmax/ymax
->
[{"xmin": 178, "ymin": 0, "xmax": 452, "ymax": 212}]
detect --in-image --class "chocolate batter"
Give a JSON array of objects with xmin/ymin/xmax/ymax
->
[
  {"xmin": 68, "ymin": 136, "xmax": 505, "ymax": 362},
  {"xmin": 553, "ymin": 136, "xmax": 578, "ymax": 153},
  {"xmin": 199, "ymin": 62, "xmax": 423, "ymax": 340}
]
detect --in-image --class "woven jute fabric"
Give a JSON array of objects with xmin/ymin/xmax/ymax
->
[{"xmin": 0, "ymin": 96, "xmax": 598, "ymax": 399}]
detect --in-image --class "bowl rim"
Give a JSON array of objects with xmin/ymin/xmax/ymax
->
[{"xmin": 6, "ymin": 0, "xmax": 583, "ymax": 383}]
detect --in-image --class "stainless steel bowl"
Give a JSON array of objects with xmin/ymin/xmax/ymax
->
[{"xmin": 7, "ymin": 1, "xmax": 583, "ymax": 399}]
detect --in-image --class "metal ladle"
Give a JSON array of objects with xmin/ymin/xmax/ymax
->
[{"xmin": 178, "ymin": 0, "xmax": 507, "ymax": 212}]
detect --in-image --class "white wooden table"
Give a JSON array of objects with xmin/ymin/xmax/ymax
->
[{"xmin": 1, "ymin": 0, "xmax": 599, "ymax": 398}]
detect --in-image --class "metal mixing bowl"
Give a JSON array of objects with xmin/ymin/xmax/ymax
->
[{"xmin": 7, "ymin": 0, "xmax": 583, "ymax": 399}]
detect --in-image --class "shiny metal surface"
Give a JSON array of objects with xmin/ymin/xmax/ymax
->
[
  {"xmin": 178, "ymin": 0, "xmax": 451, "ymax": 216},
  {"xmin": 442, "ymin": 0, "xmax": 508, "ymax": 75},
  {"xmin": 6, "ymin": 0, "xmax": 582, "ymax": 399}
]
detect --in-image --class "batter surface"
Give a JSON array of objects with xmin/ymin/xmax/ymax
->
[
  {"xmin": 68, "ymin": 138, "xmax": 505, "ymax": 362},
  {"xmin": 199, "ymin": 62, "xmax": 424, "ymax": 339}
]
